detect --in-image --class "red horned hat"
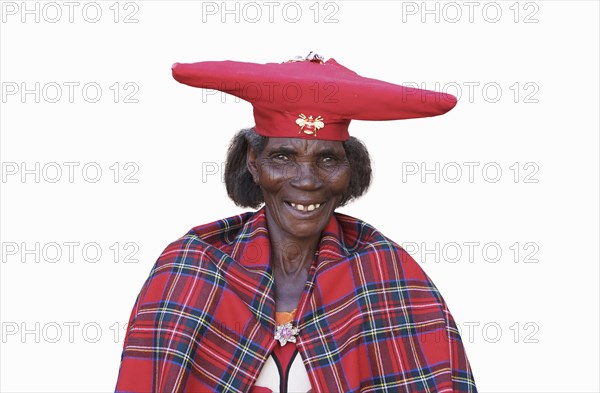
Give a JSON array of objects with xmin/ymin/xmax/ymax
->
[{"xmin": 172, "ymin": 52, "xmax": 457, "ymax": 141}]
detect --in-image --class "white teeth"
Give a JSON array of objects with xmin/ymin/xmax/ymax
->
[
  {"xmin": 307, "ymin": 204, "xmax": 315, "ymax": 211},
  {"xmin": 291, "ymin": 203, "xmax": 296, "ymax": 207},
  {"xmin": 296, "ymin": 204, "xmax": 305, "ymax": 211},
  {"xmin": 315, "ymin": 203, "xmax": 321, "ymax": 208}
]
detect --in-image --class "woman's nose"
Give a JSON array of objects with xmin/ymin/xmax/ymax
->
[{"xmin": 289, "ymin": 162, "xmax": 322, "ymax": 189}]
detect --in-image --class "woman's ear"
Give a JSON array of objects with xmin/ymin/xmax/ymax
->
[{"xmin": 246, "ymin": 145, "xmax": 260, "ymax": 184}]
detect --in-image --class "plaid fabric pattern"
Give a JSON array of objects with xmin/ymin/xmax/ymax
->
[{"xmin": 115, "ymin": 208, "xmax": 477, "ymax": 392}]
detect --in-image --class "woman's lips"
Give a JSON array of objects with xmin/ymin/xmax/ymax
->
[{"xmin": 285, "ymin": 201, "xmax": 325, "ymax": 213}]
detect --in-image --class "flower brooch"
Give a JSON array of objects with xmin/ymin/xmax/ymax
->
[{"xmin": 274, "ymin": 322, "xmax": 299, "ymax": 346}]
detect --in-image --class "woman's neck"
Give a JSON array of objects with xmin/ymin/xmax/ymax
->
[{"xmin": 268, "ymin": 228, "xmax": 319, "ymax": 278}]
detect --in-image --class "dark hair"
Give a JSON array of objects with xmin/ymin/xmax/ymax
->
[{"xmin": 224, "ymin": 127, "xmax": 372, "ymax": 208}]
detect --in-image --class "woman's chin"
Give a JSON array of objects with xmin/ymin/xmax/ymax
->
[{"xmin": 267, "ymin": 202, "xmax": 334, "ymax": 241}]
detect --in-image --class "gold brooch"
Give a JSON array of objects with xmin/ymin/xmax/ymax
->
[{"xmin": 296, "ymin": 114, "xmax": 325, "ymax": 137}]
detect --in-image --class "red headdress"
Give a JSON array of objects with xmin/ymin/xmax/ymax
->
[{"xmin": 172, "ymin": 52, "xmax": 457, "ymax": 141}]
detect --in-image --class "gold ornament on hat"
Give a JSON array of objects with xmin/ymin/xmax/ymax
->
[{"xmin": 296, "ymin": 114, "xmax": 325, "ymax": 137}]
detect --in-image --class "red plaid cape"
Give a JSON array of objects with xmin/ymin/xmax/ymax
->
[{"xmin": 115, "ymin": 208, "xmax": 477, "ymax": 392}]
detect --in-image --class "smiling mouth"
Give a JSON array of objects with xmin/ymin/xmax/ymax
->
[{"xmin": 285, "ymin": 201, "xmax": 325, "ymax": 212}]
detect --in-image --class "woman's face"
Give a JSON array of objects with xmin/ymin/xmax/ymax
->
[{"xmin": 247, "ymin": 137, "xmax": 351, "ymax": 241}]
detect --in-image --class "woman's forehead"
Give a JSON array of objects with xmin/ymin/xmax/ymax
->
[{"xmin": 264, "ymin": 137, "xmax": 344, "ymax": 152}]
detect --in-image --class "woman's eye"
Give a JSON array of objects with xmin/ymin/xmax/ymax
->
[
  {"xmin": 320, "ymin": 156, "xmax": 337, "ymax": 164},
  {"xmin": 272, "ymin": 153, "xmax": 290, "ymax": 162}
]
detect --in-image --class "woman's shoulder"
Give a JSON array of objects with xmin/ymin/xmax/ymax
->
[
  {"xmin": 333, "ymin": 212, "xmax": 429, "ymax": 281},
  {"xmin": 188, "ymin": 211, "xmax": 256, "ymax": 247},
  {"xmin": 334, "ymin": 212, "xmax": 401, "ymax": 250},
  {"xmin": 152, "ymin": 211, "xmax": 258, "ymax": 270}
]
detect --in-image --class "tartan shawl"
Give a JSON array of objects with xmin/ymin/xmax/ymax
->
[{"xmin": 115, "ymin": 208, "xmax": 477, "ymax": 392}]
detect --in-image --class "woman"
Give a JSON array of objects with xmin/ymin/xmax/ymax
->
[{"xmin": 115, "ymin": 53, "xmax": 477, "ymax": 392}]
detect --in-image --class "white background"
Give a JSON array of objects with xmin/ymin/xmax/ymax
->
[{"xmin": 1, "ymin": 1, "xmax": 599, "ymax": 392}]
